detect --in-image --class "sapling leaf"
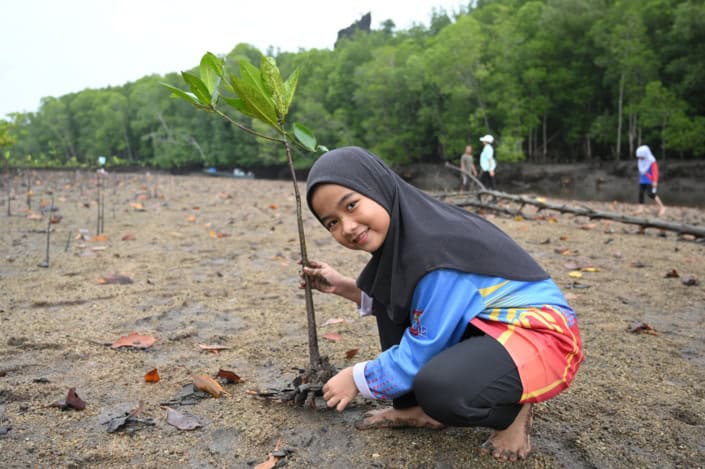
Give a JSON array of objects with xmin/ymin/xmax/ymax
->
[
  {"xmin": 283, "ymin": 68, "xmax": 300, "ymax": 113},
  {"xmin": 199, "ymin": 52, "xmax": 223, "ymax": 94},
  {"xmin": 181, "ymin": 72, "xmax": 212, "ymax": 106},
  {"xmin": 161, "ymin": 83, "xmax": 202, "ymax": 106},
  {"xmin": 261, "ymin": 57, "xmax": 287, "ymax": 118},
  {"xmin": 229, "ymin": 75, "xmax": 281, "ymax": 130},
  {"xmin": 292, "ymin": 123, "xmax": 317, "ymax": 151}
]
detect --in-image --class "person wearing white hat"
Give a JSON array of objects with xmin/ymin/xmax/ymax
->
[
  {"xmin": 635, "ymin": 145, "xmax": 665, "ymax": 217},
  {"xmin": 479, "ymin": 135, "xmax": 496, "ymax": 190}
]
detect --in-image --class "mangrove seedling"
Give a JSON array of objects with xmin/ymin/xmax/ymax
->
[{"xmin": 163, "ymin": 53, "xmax": 334, "ymax": 404}]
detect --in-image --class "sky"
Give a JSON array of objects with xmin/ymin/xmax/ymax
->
[{"xmin": 0, "ymin": 0, "xmax": 466, "ymax": 119}]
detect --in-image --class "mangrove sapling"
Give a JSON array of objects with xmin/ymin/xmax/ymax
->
[
  {"xmin": 163, "ymin": 53, "xmax": 334, "ymax": 404},
  {"xmin": 38, "ymin": 192, "xmax": 55, "ymax": 268}
]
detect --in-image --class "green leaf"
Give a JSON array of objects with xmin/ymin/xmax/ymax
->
[
  {"xmin": 222, "ymin": 96, "xmax": 257, "ymax": 118},
  {"xmin": 199, "ymin": 52, "xmax": 224, "ymax": 95},
  {"xmin": 161, "ymin": 83, "xmax": 202, "ymax": 107},
  {"xmin": 293, "ymin": 123, "xmax": 317, "ymax": 151},
  {"xmin": 283, "ymin": 68, "xmax": 300, "ymax": 113},
  {"xmin": 261, "ymin": 57, "xmax": 287, "ymax": 119},
  {"xmin": 181, "ymin": 72, "xmax": 212, "ymax": 106},
  {"xmin": 229, "ymin": 75, "xmax": 281, "ymax": 131},
  {"xmin": 239, "ymin": 60, "xmax": 269, "ymax": 97}
]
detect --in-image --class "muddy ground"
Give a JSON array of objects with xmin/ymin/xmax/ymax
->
[{"xmin": 1, "ymin": 171, "xmax": 704, "ymax": 469}]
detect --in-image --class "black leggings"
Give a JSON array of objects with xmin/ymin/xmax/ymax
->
[
  {"xmin": 638, "ymin": 183, "xmax": 656, "ymax": 204},
  {"xmin": 375, "ymin": 309, "xmax": 523, "ymax": 430}
]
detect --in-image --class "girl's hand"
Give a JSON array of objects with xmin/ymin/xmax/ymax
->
[
  {"xmin": 300, "ymin": 260, "xmax": 346, "ymax": 295},
  {"xmin": 322, "ymin": 367, "xmax": 358, "ymax": 412}
]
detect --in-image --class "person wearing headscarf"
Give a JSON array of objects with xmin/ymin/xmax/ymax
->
[
  {"xmin": 479, "ymin": 134, "xmax": 496, "ymax": 190},
  {"xmin": 636, "ymin": 145, "xmax": 666, "ymax": 216},
  {"xmin": 303, "ymin": 146, "xmax": 583, "ymax": 461}
]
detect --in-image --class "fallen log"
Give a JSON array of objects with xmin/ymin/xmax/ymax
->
[{"xmin": 431, "ymin": 184, "xmax": 704, "ymax": 239}]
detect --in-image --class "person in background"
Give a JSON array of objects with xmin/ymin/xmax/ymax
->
[
  {"xmin": 302, "ymin": 146, "xmax": 583, "ymax": 462},
  {"xmin": 479, "ymin": 135, "xmax": 496, "ymax": 190},
  {"xmin": 636, "ymin": 145, "xmax": 666, "ymax": 217},
  {"xmin": 459, "ymin": 145, "xmax": 478, "ymax": 191}
]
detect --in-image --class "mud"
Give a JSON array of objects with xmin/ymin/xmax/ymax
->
[{"xmin": 1, "ymin": 171, "xmax": 704, "ymax": 468}]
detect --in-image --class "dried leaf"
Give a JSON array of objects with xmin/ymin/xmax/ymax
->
[
  {"xmin": 216, "ymin": 369, "xmax": 242, "ymax": 384},
  {"xmin": 164, "ymin": 406, "xmax": 202, "ymax": 431},
  {"xmin": 144, "ymin": 368, "xmax": 160, "ymax": 383},
  {"xmin": 268, "ymin": 204, "xmax": 278, "ymax": 210},
  {"xmin": 321, "ymin": 317, "xmax": 344, "ymax": 327},
  {"xmin": 580, "ymin": 267, "xmax": 600, "ymax": 272},
  {"xmin": 209, "ymin": 230, "xmax": 230, "ymax": 238},
  {"xmin": 49, "ymin": 215, "xmax": 63, "ymax": 224},
  {"xmin": 628, "ymin": 323, "xmax": 658, "ymax": 335},
  {"xmin": 514, "ymin": 215, "xmax": 524, "ymax": 221},
  {"xmin": 581, "ymin": 223, "xmax": 597, "ymax": 230},
  {"xmin": 192, "ymin": 374, "xmax": 225, "ymax": 398},
  {"xmin": 111, "ymin": 332, "xmax": 158, "ymax": 349},
  {"xmin": 255, "ymin": 439, "xmax": 285, "ymax": 469},
  {"xmin": 554, "ymin": 248, "xmax": 573, "ymax": 256},
  {"xmin": 130, "ymin": 202, "xmax": 145, "ymax": 211},
  {"xmin": 186, "ymin": 215, "xmax": 197, "ymax": 222},
  {"xmin": 322, "ymin": 333, "xmax": 342, "ymax": 342},
  {"xmin": 97, "ymin": 274, "xmax": 133, "ymax": 285},
  {"xmin": 26, "ymin": 212, "xmax": 42, "ymax": 220},
  {"xmin": 121, "ymin": 233, "xmax": 136, "ymax": 241},
  {"xmin": 91, "ymin": 234, "xmax": 109, "ymax": 242},
  {"xmin": 197, "ymin": 343, "xmax": 230, "ymax": 354},
  {"xmin": 345, "ymin": 348, "xmax": 360, "ymax": 359},
  {"xmin": 568, "ymin": 271, "xmax": 583, "ymax": 279},
  {"xmin": 664, "ymin": 269, "xmax": 679, "ymax": 278},
  {"xmin": 50, "ymin": 387, "xmax": 86, "ymax": 411}
]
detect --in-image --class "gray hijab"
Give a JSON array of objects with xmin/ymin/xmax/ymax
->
[{"xmin": 306, "ymin": 146, "xmax": 548, "ymax": 324}]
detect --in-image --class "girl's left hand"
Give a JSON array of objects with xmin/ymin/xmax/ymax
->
[{"xmin": 322, "ymin": 367, "xmax": 359, "ymax": 412}]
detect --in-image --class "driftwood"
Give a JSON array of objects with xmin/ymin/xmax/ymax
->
[{"xmin": 439, "ymin": 164, "xmax": 704, "ymax": 238}]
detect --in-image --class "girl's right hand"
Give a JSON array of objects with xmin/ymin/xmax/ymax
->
[{"xmin": 300, "ymin": 260, "xmax": 346, "ymax": 294}]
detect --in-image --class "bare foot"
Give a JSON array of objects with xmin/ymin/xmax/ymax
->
[
  {"xmin": 480, "ymin": 403, "xmax": 533, "ymax": 461},
  {"xmin": 355, "ymin": 406, "xmax": 444, "ymax": 430}
]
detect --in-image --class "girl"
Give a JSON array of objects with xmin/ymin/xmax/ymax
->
[
  {"xmin": 303, "ymin": 147, "xmax": 583, "ymax": 461},
  {"xmin": 636, "ymin": 145, "xmax": 666, "ymax": 217}
]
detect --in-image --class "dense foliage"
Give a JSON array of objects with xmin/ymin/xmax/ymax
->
[{"xmin": 2, "ymin": 0, "xmax": 703, "ymax": 170}]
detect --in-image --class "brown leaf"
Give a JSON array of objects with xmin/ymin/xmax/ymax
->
[
  {"xmin": 322, "ymin": 333, "xmax": 342, "ymax": 342},
  {"xmin": 144, "ymin": 368, "xmax": 160, "ymax": 383},
  {"xmin": 345, "ymin": 348, "xmax": 360, "ymax": 359},
  {"xmin": 554, "ymin": 248, "xmax": 573, "ymax": 256},
  {"xmin": 216, "ymin": 369, "xmax": 242, "ymax": 384},
  {"xmin": 320, "ymin": 317, "xmax": 344, "ymax": 327},
  {"xmin": 581, "ymin": 223, "xmax": 597, "ymax": 230},
  {"xmin": 255, "ymin": 439, "xmax": 284, "ymax": 469},
  {"xmin": 26, "ymin": 212, "xmax": 42, "ymax": 220},
  {"xmin": 164, "ymin": 406, "xmax": 202, "ymax": 431},
  {"xmin": 186, "ymin": 215, "xmax": 197, "ymax": 222},
  {"xmin": 91, "ymin": 234, "xmax": 109, "ymax": 242},
  {"xmin": 111, "ymin": 332, "xmax": 157, "ymax": 349},
  {"xmin": 208, "ymin": 230, "xmax": 230, "ymax": 238},
  {"xmin": 97, "ymin": 274, "xmax": 133, "ymax": 285},
  {"xmin": 664, "ymin": 269, "xmax": 680, "ymax": 278},
  {"xmin": 50, "ymin": 387, "xmax": 86, "ymax": 410},
  {"xmin": 121, "ymin": 233, "xmax": 136, "ymax": 241},
  {"xmin": 130, "ymin": 202, "xmax": 145, "ymax": 211},
  {"xmin": 628, "ymin": 323, "xmax": 658, "ymax": 335},
  {"xmin": 49, "ymin": 215, "xmax": 63, "ymax": 224},
  {"xmin": 192, "ymin": 374, "xmax": 224, "ymax": 398}
]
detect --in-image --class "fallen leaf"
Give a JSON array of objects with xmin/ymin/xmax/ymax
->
[
  {"xmin": 91, "ymin": 234, "xmax": 109, "ymax": 242},
  {"xmin": 547, "ymin": 217, "xmax": 558, "ymax": 223},
  {"xmin": 664, "ymin": 269, "xmax": 680, "ymax": 278},
  {"xmin": 268, "ymin": 204, "xmax": 278, "ymax": 210},
  {"xmin": 50, "ymin": 387, "xmax": 86, "ymax": 411},
  {"xmin": 581, "ymin": 223, "xmax": 597, "ymax": 230},
  {"xmin": 121, "ymin": 233, "xmax": 136, "ymax": 241},
  {"xmin": 209, "ymin": 230, "xmax": 230, "ymax": 238},
  {"xmin": 26, "ymin": 212, "xmax": 42, "ymax": 220},
  {"xmin": 97, "ymin": 274, "xmax": 133, "ymax": 285},
  {"xmin": 216, "ymin": 369, "xmax": 242, "ymax": 384},
  {"xmin": 559, "ymin": 235, "xmax": 569, "ymax": 241},
  {"xmin": 554, "ymin": 248, "xmax": 573, "ymax": 256},
  {"xmin": 514, "ymin": 215, "xmax": 524, "ymax": 221},
  {"xmin": 255, "ymin": 439, "xmax": 289, "ymax": 469},
  {"xmin": 568, "ymin": 271, "xmax": 583, "ymax": 278},
  {"xmin": 321, "ymin": 317, "xmax": 344, "ymax": 327},
  {"xmin": 197, "ymin": 343, "xmax": 231, "ymax": 354},
  {"xmin": 345, "ymin": 348, "xmax": 360, "ymax": 359},
  {"xmin": 186, "ymin": 215, "xmax": 197, "ymax": 222},
  {"xmin": 130, "ymin": 202, "xmax": 145, "ymax": 211},
  {"xmin": 580, "ymin": 267, "xmax": 600, "ymax": 272},
  {"xmin": 144, "ymin": 368, "xmax": 160, "ymax": 383},
  {"xmin": 111, "ymin": 332, "xmax": 157, "ymax": 349},
  {"xmin": 106, "ymin": 400, "xmax": 155, "ymax": 433},
  {"xmin": 628, "ymin": 323, "xmax": 658, "ymax": 335},
  {"xmin": 49, "ymin": 215, "xmax": 62, "ymax": 224},
  {"xmin": 164, "ymin": 406, "xmax": 202, "ymax": 431},
  {"xmin": 192, "ymin": 374, "xmax": 225, "ymax": 398},
  {"xmin": 322, "ymin": 333, "xmax": 342, "ymax": 342}
]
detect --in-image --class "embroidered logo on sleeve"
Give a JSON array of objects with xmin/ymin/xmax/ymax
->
[{"xmin": 409, "ymin": 309, "xmax": 427, "ymax": 337}]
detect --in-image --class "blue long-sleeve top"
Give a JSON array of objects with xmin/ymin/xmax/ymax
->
[
  {"xmin": 479, "ymin": 145, "xmax": 496, "ymax": 172},
  {"xmin": 352, "ymin": 268, "xmax": 573, "ymax": 400}
]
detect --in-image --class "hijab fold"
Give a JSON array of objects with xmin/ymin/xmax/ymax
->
[
  {"xmin": 306, "ymin": 147, "xmax": 549, "ymax": 324},
  {"xmin": 636, "ymin": 145, "xmax": 656, "ymax": 175}
]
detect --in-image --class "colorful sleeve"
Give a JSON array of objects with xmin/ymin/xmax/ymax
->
[{"xmin": 353, "ymin": 270, "xmax": 485, "ymax": 400}]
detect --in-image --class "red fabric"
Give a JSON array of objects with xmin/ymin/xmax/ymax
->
[
  {"xmin": 470, "ymin": 305, "xmax": 583, "ymax": 403},
  {"xmin": 650, "ymin": 161, "xmax": 659, "ymax": 184}
]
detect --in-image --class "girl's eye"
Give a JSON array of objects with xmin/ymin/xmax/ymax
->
[
  {"xmin": 346, "ymin": 200, "xmax": 357, "ymax": 211},
  {"xmin": 325, "ymin": 220, "xmax": 337, "ymax": 231}
]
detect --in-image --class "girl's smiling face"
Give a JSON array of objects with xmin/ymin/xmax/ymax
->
[{"xmin": 311, "ymin": 183, "xmax": 390, "ymax": 253}]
